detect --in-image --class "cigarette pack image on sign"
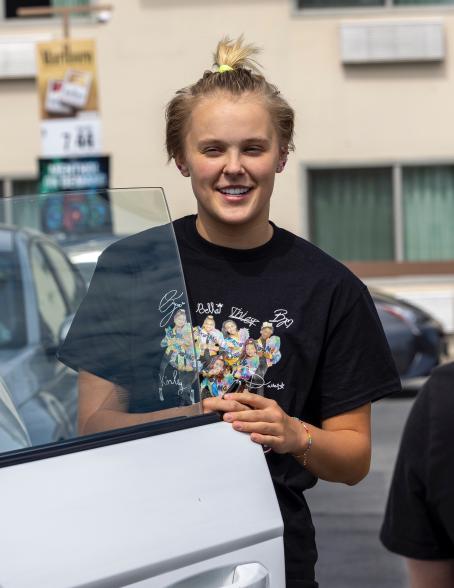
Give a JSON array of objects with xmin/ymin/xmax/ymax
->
[
  {"xmin": 61, "ymin": 69, "xmax": 93, "ymax": 110},
  {"xmin": 45, "ymin": 80, "xmax": 73, "ymax": 116}
]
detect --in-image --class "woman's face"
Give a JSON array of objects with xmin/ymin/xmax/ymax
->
[
  {"xmin": 204, "ymin": 319, "xmax": 215, "ymax": 332},
  {"xmin": 246, "ymin": 343, "xmax": 256, "ymax": 357},
  {"xmin": 225, "ymin": 321, "xmax": 237, "ymax": 335},
  {"xmin": 177, "ymin": 91, "xmax": 284, "ymax": 229},
  {"xmin": 261, "ymin": 327, "xmax": 273, "ymax": 340},
  {"xmin": 212, "ymin": 359, "xmax": 224, "ymax": 375},
  {"xmin": 174, "ymin": 313, "xmax": 186, "ymax": 328}
]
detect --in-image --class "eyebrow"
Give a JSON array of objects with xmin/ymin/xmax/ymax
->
[{"xmin": 197, "ymin": 137, "xmax": 271, "ymax": 148}]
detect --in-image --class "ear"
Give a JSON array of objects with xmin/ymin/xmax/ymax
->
[
  {"xmin": 175, "ymin": 156, "xmax": 190, "ymax": 177},
  {"xmin": 276, "ymin": 146, "xmax": 288, "ymax": 174}
]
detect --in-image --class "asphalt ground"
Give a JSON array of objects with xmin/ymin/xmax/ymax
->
[{"xmin": 306, "ymin": 398, "xmax": 414, "ymax": 588}]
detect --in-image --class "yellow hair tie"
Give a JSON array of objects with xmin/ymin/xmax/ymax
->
[{"xmin": 218, "ymin": 64, "xmax": 234, "ymax": 73}]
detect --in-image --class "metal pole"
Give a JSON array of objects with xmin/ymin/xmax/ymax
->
[{"xmin": 63, "ymin": 9, "xmax": 69, "ymax": 40}]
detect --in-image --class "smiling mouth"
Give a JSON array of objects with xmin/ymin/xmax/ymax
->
[{"xmin": 217, "ymin": 186, "xmax": 252, "ymax": 196}]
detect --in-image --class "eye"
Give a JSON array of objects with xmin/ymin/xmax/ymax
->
[
  {"xmin": 202, "ymin": 146, "xmax": 223, "ymax": 156},
  {"xmin": 244, "ymin": 146, "xmax": 264, "ymax": 154}
]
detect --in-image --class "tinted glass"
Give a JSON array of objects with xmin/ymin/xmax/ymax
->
[
  {"xmin": 31, "ymin": 243, "xmax": 68, "ymax": 343},
  {"xmin": 0, "ymin": 188, "xmax": 201, "ymax": 459},
  {"xmin": 0, "ymin": 250, "xmax": 26, "ymax": 349},
  {"xmin": 40, "ymin": 242, "xmax": 85, "ymax": 310}
]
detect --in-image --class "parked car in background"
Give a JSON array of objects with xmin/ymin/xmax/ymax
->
[
  {"xmin": 60, "ymin": 233, "xmax": 122, "ymax": 286},
  {"xmin": 372, "ymin": 289, "xmax": 447, "ymax": 389},
  {"xmin": 0, "ymin": 375, "xmax": 30, "ymax": 452},
  {"xmin": 0, "ymin": 224, "xmax": 86, "ymax": 446}
]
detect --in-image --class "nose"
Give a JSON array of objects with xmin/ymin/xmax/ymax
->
[{"xmin": 223, "ymin": 150, "xmax": 244, "ymax": 176}]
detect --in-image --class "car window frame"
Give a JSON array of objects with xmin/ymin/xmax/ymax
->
[{"xmin": 0, "ymin": 412, "xmax": 219, "ymax": 469}]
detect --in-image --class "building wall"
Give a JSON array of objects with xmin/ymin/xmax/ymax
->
[{"xmin": 2, "ymin": 1, "xmax": 454, "ymax": 236}]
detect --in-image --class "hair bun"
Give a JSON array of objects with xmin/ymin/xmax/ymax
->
[{"xmin": 214, "ymin": 35, "xmax": 261, "ymax": 74}]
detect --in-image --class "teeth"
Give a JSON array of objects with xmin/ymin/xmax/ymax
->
[{"xmin": 219, "ymin": 187, "xmax": 250, "ymax": 195}]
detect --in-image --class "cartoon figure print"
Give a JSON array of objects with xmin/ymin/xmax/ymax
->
[
  {"xmin": 159, "ymin": 309, "xmax": 197, "ymax": 406},
  {"xmin": 192, "ymin": 312, "xmax": 284, "ymax": 397},
  {"xmin": 220, "ymin": 319, "xmax": 249, "ymax": 367},
  {"xmin": 256, "ymin": 321, "xmax": 281, "ymax": 368},
  {"xmin": 193, "ymin": 315, "xmax": 224, "ymax": 369},
  {"xmin": 200, "ymin": 356, "xmax": 234, "ymax": 400}
]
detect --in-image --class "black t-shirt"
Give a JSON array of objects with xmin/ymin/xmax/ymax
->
[
  {"xmin": 380, "ymin": 362, "xmax": 454, "ymax": 561},
  {"xmin": 59, "ymin": 215, "xmax": 401, "ymax": 587}
]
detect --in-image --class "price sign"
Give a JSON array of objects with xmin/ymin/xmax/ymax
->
[{"xmin": 40, "ymin": 116, "xmax": 102, "ymax": 157}]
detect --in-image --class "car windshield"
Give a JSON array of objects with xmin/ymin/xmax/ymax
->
[{"xmin": 0, "ymin": 250, "xmax": 26, "ymax": 350}]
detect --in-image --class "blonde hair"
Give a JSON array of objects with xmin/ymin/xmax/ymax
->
[{"xmin": 165, "ymin": 36, "xmax": 295, "ymax": 162}]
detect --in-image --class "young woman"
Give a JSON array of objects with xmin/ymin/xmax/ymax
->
[{"xmin": 60, "ymin": 37, "xmax": 401, "ymax": 587}]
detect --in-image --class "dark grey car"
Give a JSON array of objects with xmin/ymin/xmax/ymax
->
[{"xmin": 0, "ymin": 224, "xmax": 86, "ymax": 445}]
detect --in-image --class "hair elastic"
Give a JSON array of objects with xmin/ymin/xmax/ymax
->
[{"xmin": 218, "ymin": 64, "xmax": 234, "ymax": 73}]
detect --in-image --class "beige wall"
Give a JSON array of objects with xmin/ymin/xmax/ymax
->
[{"xmin": 2, "ymin": 1, "xmax": 454, "ymax": 237}]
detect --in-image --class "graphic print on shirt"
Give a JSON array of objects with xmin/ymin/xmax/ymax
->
[
  {"xmin": 157, "ymin": 291, "xmax": 287, "ymax": 405},
  {"xmin": 158, "ymin": 293, "xmax": 198, "ymax": 406}
]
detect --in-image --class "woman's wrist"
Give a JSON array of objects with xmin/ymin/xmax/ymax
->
[{"xmin": 291, "ymin": 418, "xmax": 312, "ymax": 467}]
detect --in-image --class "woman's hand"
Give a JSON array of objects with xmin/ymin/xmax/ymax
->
[{"xmin": 221, "ymin": 392, "xmax": 307, "ymax": 455}]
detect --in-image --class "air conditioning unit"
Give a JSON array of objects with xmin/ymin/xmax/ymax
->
[
  {"xmin": 340, "ymin": 19, "xmax": 444, "ymax": 64},
  {"xmin": 0, "ymin": 35, "xmax": 52, "ymax": 79}
]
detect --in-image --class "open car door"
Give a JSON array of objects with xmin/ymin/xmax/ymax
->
[{"xmin": 0, "ymin": 188, "xmax": 284, "ymax": 588}]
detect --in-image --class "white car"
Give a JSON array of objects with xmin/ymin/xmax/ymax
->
[{"xmin": 0, "ymin": 189, "xmax": 285, "ymax": 588}]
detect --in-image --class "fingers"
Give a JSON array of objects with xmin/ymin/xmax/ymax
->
[
  {"xmin": 224, "ymin": 409, "xmax": 268, "ymax": 423},
  {"xmin": 202, "ymin": 397, "xmax": 249, "ymax": 414},
  {"xmin": 224, "ymin": 392, "xmax": 275, "ymax": 410},
  {"xmin": 231, "ymin": 420, "xmax": 280, "ymax": 437},
  {"xmin": 249, "ymin": 433, "xmax": 279, "ymax": 450}
]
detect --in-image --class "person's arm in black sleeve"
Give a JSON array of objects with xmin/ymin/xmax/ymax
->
[{"xmin": 380, "ymin": 363, "xmax": 454, "ymax": 588}]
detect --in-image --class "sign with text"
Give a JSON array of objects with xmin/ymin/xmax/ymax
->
[
  {"xmin": 36, "ymin": 39, "xmax": 102, "ymax": 158},
  {"xmin": 36, "ymin": 38, "xmax": 99, "ymax": 120},
  {"xmin": 39, "ymin": 156, "xmax": 109, "ymax": 193},
  {"xmin": 38, "ymin": 156, "xmax": 111, "ymax": 234},
  {"xmin": 40, "ymin": 115, "xmax": 102, "ymax": 157}
]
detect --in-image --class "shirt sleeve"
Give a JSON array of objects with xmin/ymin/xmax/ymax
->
[
  {"xmin": 57, "ymin": 246, "xmax": 134, "ymax": 388},
  {"xmin": 380, "ymin": 368, "xmax": 454, "ymax": 559},
  {"xmin": 315, "ymin": 284, "xmax": 401, "ymax": 421}
]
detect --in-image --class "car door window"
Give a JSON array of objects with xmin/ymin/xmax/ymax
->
[
  {"xmin": 40, "ymin": 241, "xmax": 85, "ymax": 311},
  {"xmin": 0, "ymin": 189, "xmax": 205, "ymax": 466},
  {"xmin": 30, "ymin": 243, "xmax": 67, "ymax": 344}
]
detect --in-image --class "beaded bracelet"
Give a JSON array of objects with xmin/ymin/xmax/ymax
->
[{"xmin": 292, "ymin": 418, "xmax": 312, "ymax": 467}]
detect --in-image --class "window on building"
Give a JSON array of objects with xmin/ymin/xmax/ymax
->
[
  {"xmin": 309, "ymin": 167, "xmax": 394, "ymax": 261},
  {"xmin": 11, "ymin": 178, "xmax": 39, "ymax": 196},
  {"xmin": 298, "ymin": 0, "xmax": 384, "ymax": 7},
  {"xmin": 297, "ymin": 0, "xmax": 454, "ymax": 8},
  {"xmin": 308, "ymin": 164, "xmax": 454, "ymax": 262},
  {"xmin": 4, "ymin": 0, "xmax": 90, "ymax": 19},
  {"xmin": 0, "ymin": 177, "xmax": 40, "ymax": 229},
  {"xmin": 403, "ymin": 166, "xmax": 454, "ymax": 261}
]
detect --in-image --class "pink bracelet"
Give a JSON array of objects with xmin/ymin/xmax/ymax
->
[{"xmin": 292, "ymin": 418, "xmax": 312, "ymax": 467}]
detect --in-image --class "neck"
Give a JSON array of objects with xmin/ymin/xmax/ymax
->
[{"xmin": 195, "ymin": 212, "xmax": 273, "ymax": 250}]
